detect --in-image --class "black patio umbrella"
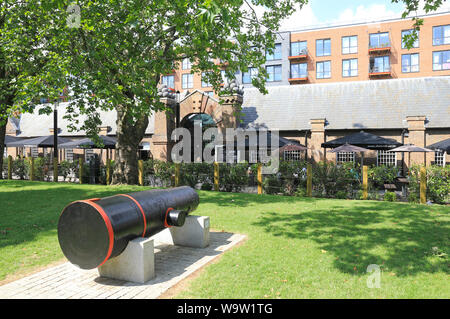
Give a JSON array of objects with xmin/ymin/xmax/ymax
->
[
  {"xmin": 59, "ymin": 135, "xmax": 117, "ymax": 149},
  {"xmin": 389, "ymin": 144, "xmax": 434, "ymax": 171},
  {"xmin": 328, "ymin": 143, "xmax": 370, "ymax": 178},
  {"xmin": 427, "ymin": 138, "xmax": 450, "ymax": 154},
  {"xmin": 322, "ymin": 131, "xmax": 402, "ymax": 150},
  {"xmin": 6, "ymin": 135, "xmax": 71, "ymax": 148}
]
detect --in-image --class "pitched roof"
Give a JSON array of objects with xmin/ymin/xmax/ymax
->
[
  {"xmin": 240, "ymin": 76, "xmax": 450, "ymax": 131},
  {"xmin": 11, "ymin": 103, "xmax": 155, "ymax": 138}
]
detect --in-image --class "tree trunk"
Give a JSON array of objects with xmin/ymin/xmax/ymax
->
[
  {"xmin": 111, "ymin": 105, "xmax": 149, "ymax": 185},
  {"xmin": 0, "ymin": 122, "xmax": 5, "ymax": 180}
]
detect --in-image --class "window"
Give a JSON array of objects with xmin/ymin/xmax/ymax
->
[
  {"xmin": 369, "ymin": 32, "xmax": 390, "ymax": 49},
  {"xmin": 242, "ymin": 67, "xmax": 258, "ymax": 84},
  {"xmin": 65, "ymin": 149, "xmax": 74, "ymax": 162},
  {"xmin": 337, "ymin": 152, "xmax": 355, "ymax": 163},
  {"xmin": 377, "ymin": 150, "xmax": 396, "ymax": 166},
  {"xmin": 370, "ymin": 56, "xmax": 390, "ymax": 73},
  {"xmin": 201, "ymin": 72, "xmax": 211, "ymax": 87},
  {"xmin": 266, "ymin": 43, "xmax": 282, "ymax": 61},
  {"xmin": 342, "ymin": 36, "xmax": 358, "ymax": 54},
  {"xmin": 290, "ymin": 63, "xmax": 307, "ymax": 78},
  {"xmin": 291, "ymin": 41, "xmax": 307, "ymax": 56},
  {"xmin": 316, "ymin": 61, "xmax": 331, "ymax": 79},
  {"xmin": 342, "ymin": 59, "xmax": 358, "ymax": 77},
  {"xmin": 284, "ymin": 150, "xmax": 302, "ymax": 161},
  {"xmin": 182, "ymin": 73, "xmax": 193, "ymax": 89},
  {"xmin": 433, "ymin": 25, "xmax": 450, "ymax": 45},
  {"xmin": 161, "ymin": 75, "xmax": 175, "ymax": 89},
  {"xmin": 266, "ymin": 65, "xmax": 282, "ymax": 82},
  {"xmin": 205, "ymin": 91, "xmax": 214, "ymax": 97},
  {"xmin": 433, "ymin": 50, "xmax": 450, "ymax": 70},
  {"xmin": 182, "ymin": 58, "xmax": 191, "ymax": 70},
  {"xmin": 316, "ymin": 39, "xmax": 331, "ymax": 56},
  {"xmin": 434, "ymin": 151, "xmax": 446, "ymax": 167},
  {"xmin": 402, "ymin": 53, "xmax": 419, "ymax": 73},
  {"xmin": 401, "ymin": 29, "xmax": 419, "ymax": 48}
]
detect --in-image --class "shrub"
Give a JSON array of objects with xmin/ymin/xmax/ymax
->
[
  {"xmin": 295, "ymin": 187, "xmax": 307, "ymax": 197},
  {"xmin": 408, "ymin": 192, "xmax": 418, "ymax": 203},
  {"xmin": 219, "ymin": 162, "xmax": 249, "ymax": 192},
  {"xmin": 335, "ymin": 190, "xmax": 348, "ymax": 199},
  {"xmin": 312, "ymin": 161, "xmax": 359, "ymax": 198},
  {"xmin": 368, "ymin": 165, "xmax": 400, "ymax": 188},
  {"xmin": 263, "ymin": 174, "xmax": 282, "ymax": 194},
  {"xmin": 408, "ymin": 165, "xmax": 450, "ymax": 204},
  {"xmin": 384, "ymin": 191, "xmax": 397, "ymax": 202},
  {"xmin": 13, "ymin": 158, "xmax": 27, "ymax": 180},
  {"xmin": 200, "ymin": 182, "xmax": 213, "ymax": 191}
]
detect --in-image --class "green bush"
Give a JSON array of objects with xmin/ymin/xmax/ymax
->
[
  {"xmin": 219, "ymin": 162, "xmax": 249, "ymax": 192},
  {"xmin": 263, "ymin": 175, "xmax": 282, "ymax": 195},
  {"xmin": 295, "ymin": 187, "xmax": 307, "ymax": 197},
  {"xmin": 312, "ymin": 161, "xmax": 360, "ymax": 198},
  {"xmin": 368, "ymin": 165, "xmax": 400, "ymax": 188},
  {"xmin": 384, "ymin": 191, "xmax": 397, "ymax": 202},
  {"xmin": 13, "ymin": 158, "xmax": 27, "ymax": 180},
  {"xmin": 335, "ymin": 190, "xmax": 348, "ymax": 199},
  {"xmin": 408, "ymin": 165, "xmax": 450, "ymax": 204}
]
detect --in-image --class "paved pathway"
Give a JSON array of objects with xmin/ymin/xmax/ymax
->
[{"xmin": 0, "ymin": 232, "xmax": 246, "ymax": 299}]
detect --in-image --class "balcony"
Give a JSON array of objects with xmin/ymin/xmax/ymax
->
[
  {"xmin": 288, "ymin": 48, "xmax": 308, "ymax": 61},
  {"xmin": 288, "ymin": 73, "xmax": 308, "ymax": 84},
  {"xmin": 369, "ymin": 66, "xmax": 391, "ymax": 77},
  {"xmin": 369, "ymin": 44, "xmax": 391, "ymax": 54}
]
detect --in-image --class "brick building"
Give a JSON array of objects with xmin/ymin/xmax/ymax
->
[{"xmin": 4, "ymin": 11, "xmax": 450, "ymax": 167}]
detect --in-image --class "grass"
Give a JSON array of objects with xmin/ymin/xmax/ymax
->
[{"xmin": 0, "ymin": 180, "xmax": 449, "ymax": 298}]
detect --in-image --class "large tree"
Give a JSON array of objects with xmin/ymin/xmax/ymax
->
[
  {"xmin": 0, "ymin": 1, "xmax": 55, "ymax": 178},
  {"xmin": 12, "ymin": 0, "xmax": 446, "ymax": 184}
]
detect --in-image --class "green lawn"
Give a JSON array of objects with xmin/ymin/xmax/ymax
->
[{"xmin": 0, "ymin": 180, "xmax": 449, "ymax": 298}]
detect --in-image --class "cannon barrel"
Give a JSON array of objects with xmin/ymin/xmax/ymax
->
[{"xmin": 57, "ymin": 186, "xmax": 199, "ymax": 270}]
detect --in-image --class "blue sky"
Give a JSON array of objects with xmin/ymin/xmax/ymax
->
[{"xmin": 310, "ymin": 0, "xmax": 405, "ymax": 23}]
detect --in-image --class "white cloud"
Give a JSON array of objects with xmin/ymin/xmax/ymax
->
[
  {"xmin": 279, "ymin": 4, "xmax": 319, "ymax": 31},
  {"xmin": 334, "ymin": 4, "xmax": 403, "ymax": 25}
]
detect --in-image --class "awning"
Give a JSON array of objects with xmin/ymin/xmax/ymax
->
[
  {"xmin": 59, "ymin": 136, "xmax": 117, "ymax": 149},
  {"xmin": 322, "ymin": 131, "xmax": 402, "ymax": 150},
  {"xmin": 6, "ymin": 135, "xmax": 71, "ymax": 148},
  {"xmin": 427, "ymin": 138, "xmax": 450, "ymax": 153}
]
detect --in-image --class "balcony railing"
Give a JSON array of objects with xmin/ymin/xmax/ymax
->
[
  {"xmin": 288, "ymin": 48, "xmax": 308, "ymax": 60},
  {"xmin": 368, "ymin": 43, "xmax": 391, "ymax": 54},
  {"xmin": 369, "ymin": 65, "xmax": 391, "ymax": 76},
  {"xmin": 288, "ymin": 73, "xmax": 308, "ymax": 83}
]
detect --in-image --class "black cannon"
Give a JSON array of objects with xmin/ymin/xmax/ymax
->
[{"xmin": 57, "ymin": 186, "xmax": 199, "ymax": 270}]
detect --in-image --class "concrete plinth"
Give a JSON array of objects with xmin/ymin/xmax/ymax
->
[
  {"xmin": 152, "ymin": 216, "xmax": 210, "ymax": 249},
  {"xmin": 98, "ymin": 237, "xmax": 155, "ymax": 284}
]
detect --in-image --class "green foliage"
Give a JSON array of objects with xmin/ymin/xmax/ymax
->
[
  {"xmin": 336, "ymin": 190, "xmax": 348, "ymax": 199},
  {"xmin": 295, "ymin": 187, "xmax": 307, "ymax": 197},
  {"xmin": 408, "ymin": 165, "xmax": 450, "ymax": 204},
  {"xmin": 179, "ymin": 162, "xmax": 213, "ymax": 188},
  {"xmin": 219, "ymin": 162, "xmax": 249, "ymax": 192},
  {"xmin": 312, "ymin": 161, "xmax": 360, "ymax": 198},
  {"xmin": 384, "ymin": 191, "xmax": 397, "ymax": 202},
  {"xmin": 12, "ymin": 158, "xmax": 27, "ymax": 180},
  {"xmin": 263, "ymin": 175, "xmax": 282, "ymax": 195},
  {"xmin": 368, "ymin": 165, "xmax": 400, "ymax": 187}
]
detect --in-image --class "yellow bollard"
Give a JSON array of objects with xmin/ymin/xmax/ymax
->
[
  {"xmin": 106, "ymin": 159, "xmax": 111, "ymax": 185},
  {"xmin": 7, "ymin": 155, "xmax": 12, "ymax": 180},
  {"xmin": 214, "ymin": 162, "xmax": 219, "ymax": 191},
  {"xmin": 175, "ymin": 163, "xmax": 180, "ymax": 187},
  {"xmin": 79, "ymin": 158, "xmax": 83, "ymax": 184},
  {"xmin": 257, "ymin": 163, "xmax": 263, "ymax": 195},
  {"xmin": 420, "ymin": 166, "xmax": 427, "ymax": 204},
  {"xmin": 362, "ymin": 165, "xmax": 368, "ymax": 200},
  {"xmin": 306, "ymin": 163, "xmax": 312, "ymax": 197},
  {"xmin": 138, "ymin": 160, "xmax": 144, "ymax": 186},
  {"xmin": 29, "ymin": 157, "xmax": 35, "ymax": 181}
]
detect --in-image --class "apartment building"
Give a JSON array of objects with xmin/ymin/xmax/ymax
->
[{"xmin": 162, "ymin": 11, "xmax": 450, "ymax": 92}]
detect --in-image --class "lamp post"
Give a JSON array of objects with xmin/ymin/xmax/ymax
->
[{"xmin": 53, "ymin": 99, "xmax": 59, "ymax": 182}]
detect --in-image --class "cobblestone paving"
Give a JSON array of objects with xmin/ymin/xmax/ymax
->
[{"xmin": 0, "ymin": 232, "xmax": 246, "ymax": 299}]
